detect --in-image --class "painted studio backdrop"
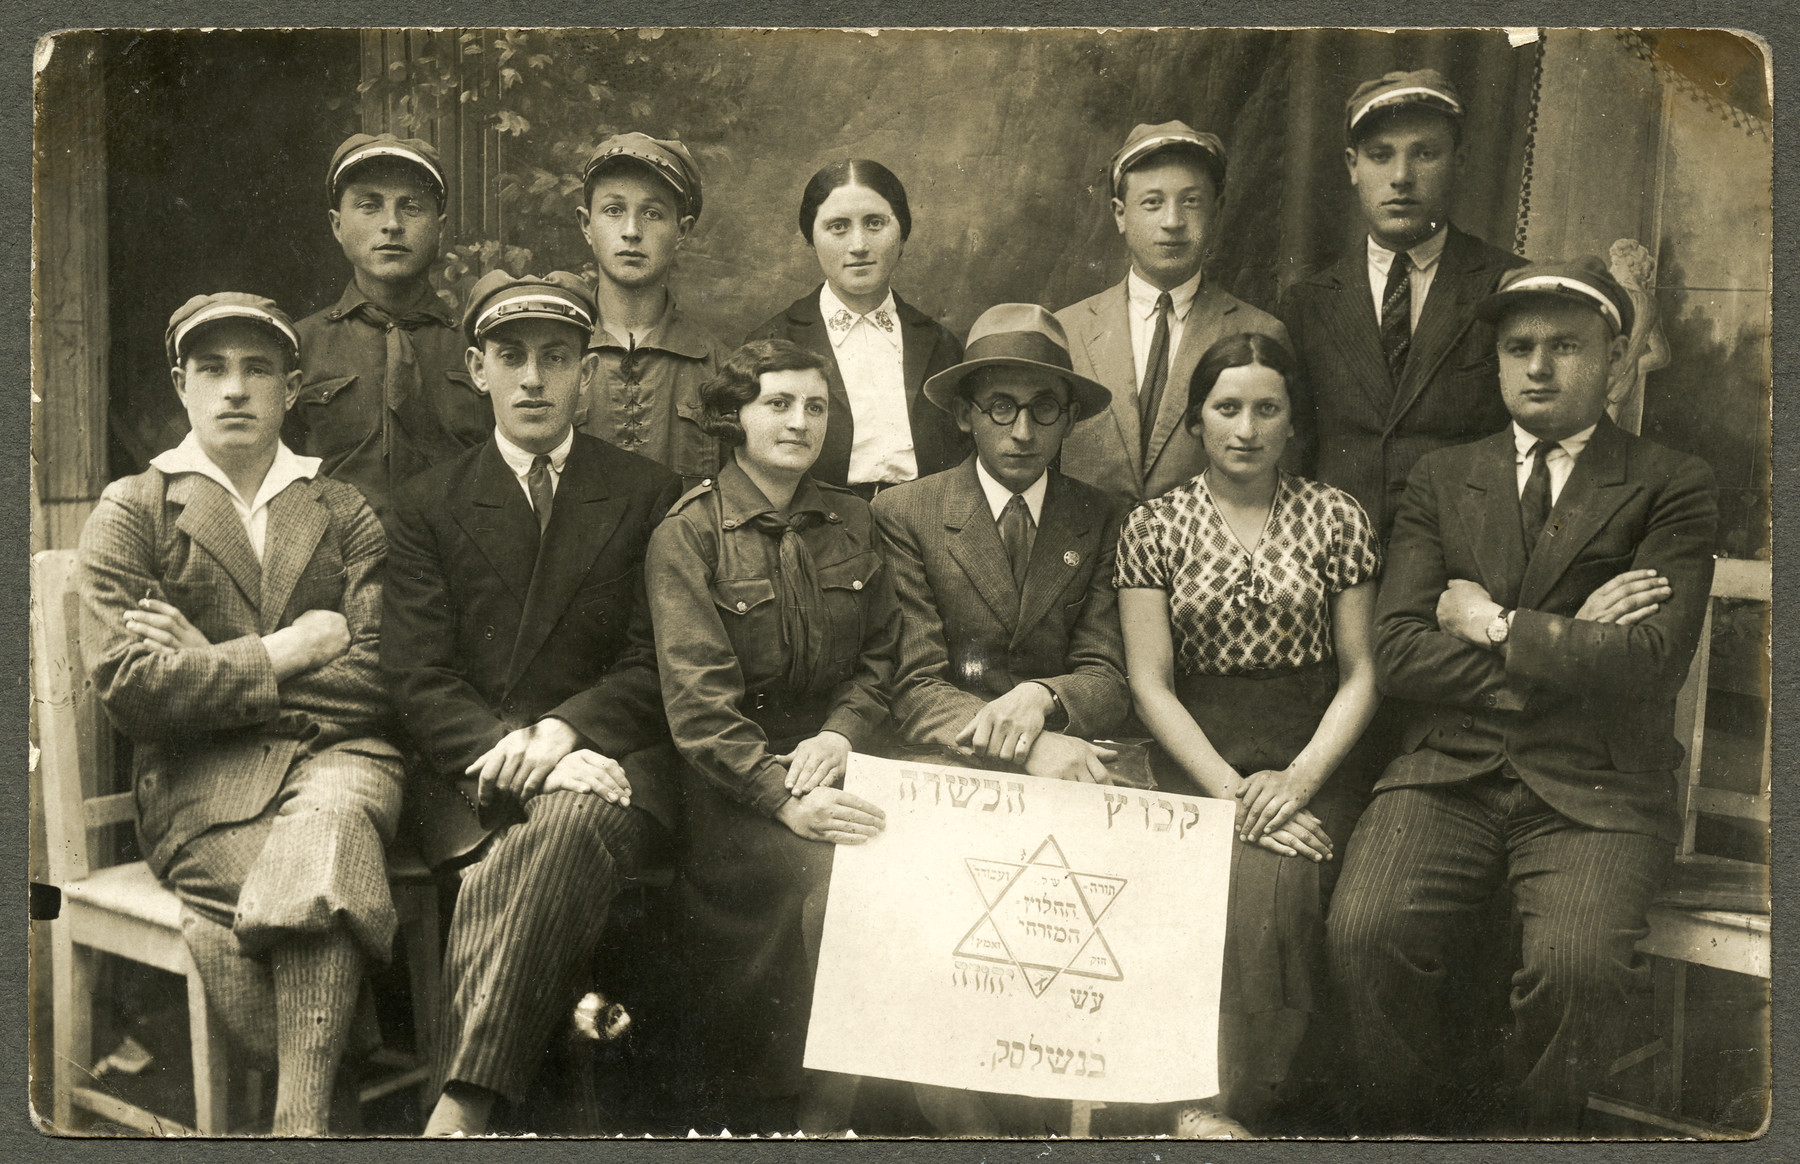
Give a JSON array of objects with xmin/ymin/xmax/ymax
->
[{"xmin": 31, "ymin": 26, "xmax": 1771, "ymax": 1136}]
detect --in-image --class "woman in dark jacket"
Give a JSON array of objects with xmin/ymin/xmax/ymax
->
[
  {"xmin": 747, "ymin": 159, "xmax": 968, "ymax": 497},
  {"xmin": 646, "ymin": 337, "xmax": 899, "ymax": 1134}
]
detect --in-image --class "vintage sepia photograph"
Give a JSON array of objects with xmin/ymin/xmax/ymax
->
[{"xmin": 27, "ymin": 25, "xmax": 1771, "ymax": 1141}]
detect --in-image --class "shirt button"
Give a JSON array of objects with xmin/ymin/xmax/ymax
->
[
  {"xmin": 827, "ymin": 512, "xmax": 839, "ymax": 522},
  {"xmin": 723, "ymin": 519, "xmax": 737, "ymax": 530},
  {"xmin": 484, "ymin": 625, "xmax": 495, "ymax": 639},
  {"xmin": 503, "ymin": 698, "xmax": 517, "ymax": 714},
  {"xmin": 701, "ymin": 479, "xmax": 712, "ymax": 487},
  {"xmin": 852, "ymin": 580, "xmax": 863, "ymax": 590},
  {"xmin": 736, "ymin": 600, "xmax": 748, "ymax": 612}
]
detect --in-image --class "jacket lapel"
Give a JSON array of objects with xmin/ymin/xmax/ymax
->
[
  {"xmin": 170, "ymin": 475, "xmax": 262, "ymax": 606},
  {"xmin": 894, "ymin": 293, "xmax": 932, "ymax": 413},
  {"xmin": 1145, "ymin": 283, "xmax": 1235, "ymax": 477},
  {"xmin": 451, "ymin": 441, "xmax": 540, "ymax": 606},
  {"xmin": 1081, "ymin": 286, "xmax": 1143, "ymax": 480},
  {"xmin": 943, "ymin": 459, "xmax": 1022, "ymax": 626},
  {"xmin": 1013, "ymin": 472, "xmax": 1090, "ymax": 646},
  {"xmin": 507, "ymin": 437, "xmax": 627, "ymax": 689},
  {"xmin": 258, "ymin": 481, "xmax": 330, "ymax": 633},
  {"xmin": 1389, "ymin": 226, "xmax": 1489, "ymax": 428},
  {"xmin": 787, "ymin": 292, "xmax": 854, "ymax": 484},
  {"xmin": 1517, "ymin": 418, "xmax": 1636, "ymax": 611},
  {"xmin": 1311, "ymin": 249, "xmax": 1394, "ymax": 422},
  {"xmin": 1453, "ymin": 431, "xmax": 1529, "ymax": 609}
]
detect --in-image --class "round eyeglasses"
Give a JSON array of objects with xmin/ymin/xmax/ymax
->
[{"xmin": 969, "ymin": 396, "xmax": 1073, "ymax": 426}]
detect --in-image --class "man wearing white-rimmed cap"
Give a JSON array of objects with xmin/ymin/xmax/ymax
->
[
  {"xmin": 1329, "ymin": 257, "xmax": 1718, "ymax": 1133},
  {"xmin": 381, "ymin": 271, "xmax": 681, "ymax": 1136},
  {"xmin": 1057, "ymin": 121, "xmax": 1289, "ymax": 505},
  {"xmin": 79, "ymin": 293, "xmax": 406, "ymax": 1133},
  {"xmin": 288, "ymin": 133, "xmax": 489, "ymax": 526},
  {"xmin": 873, "ymin": 303, "xmax": 1135, "ymax": 1134},
  {"xmin": 1279, "ymin": 69, "xmax": 1529, "ymax": 544}
]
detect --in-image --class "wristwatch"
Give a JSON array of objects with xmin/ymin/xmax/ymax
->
[{"xmin": 1485, "ymin": 608, "xmax": 1514, "ymax": 647}]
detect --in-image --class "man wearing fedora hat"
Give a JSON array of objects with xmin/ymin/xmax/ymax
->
[
  {"xmin": 79, "ymin": 293, "xmax": 407, "ymax": 1133},
  {"xmin": 1280, "ymin": 69, "xmax": 1529, "ymax": 544},
  {"xmin": 381, "ymin": 272, "xmax": 681, "ymax": 1135},
  {"xmin": 873, "ymin": 303, "xmax": 1132, "ymax": 1134},
  {"xmin": 1327, "ymin": 257, "xmax": 1718, "ymax": 1133},
  {"xmin": 575, "ymin": 132, "xmax": 730, "ymax": 490},
  {"xmin": 288, "ymin": 133, "xmax": 490, "ymax": 525},
  {"xmin": 1057, "ymin": 121, "xmax": 1288, "ymax": 505}
]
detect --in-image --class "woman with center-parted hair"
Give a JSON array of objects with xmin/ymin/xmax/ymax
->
[
  {"xmin": 746, "ymin": 159, "xmax": 969, "ymax": 498},
  {"xmin": 1115, "ymin": 332, "xmax": 1382, "ymax": 1138},
  {"xmin": 645, "ymin": 337, "xmax": 900, "ymax": 1133}
]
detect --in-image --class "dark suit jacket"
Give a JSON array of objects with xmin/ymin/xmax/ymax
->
[
  {"xmin": 1374, "ymin": 419, "xmax": 1718, "ymax": 842},
  {"xmin": 872, "ymin": 458, "xmax": 1132, "ymax": 745},
  {"xmin": 747, "ymin": 287, "xmax": 968, "ymax": 488},
  {"xmin": 1281, "ymin": 224, "xmax": 1528, "ymax": 540},
  {"xmin": 80, "ymin": 466, "xmax": 399, "ymax": 875},
  {"xmin": 382, "ymin": 433, "xmax": 681, "ymax": 867}
]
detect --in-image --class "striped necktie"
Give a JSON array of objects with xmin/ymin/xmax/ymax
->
[{"xmin": 1380, "ymin": 250, "xmax": 1413, "ymax": 382}]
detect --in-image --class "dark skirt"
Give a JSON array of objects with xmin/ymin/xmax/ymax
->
[
  {"xmin": 675, "ymin": 727, "xmax": 836, "ymax": 1105},
  {"xmin": 1169, "ymin": 660, "xmax": 1367, "ymax": 1022}
]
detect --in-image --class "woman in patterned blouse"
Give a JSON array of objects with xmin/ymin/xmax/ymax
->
[{"xmin": 1115, "ymin": 331, "xmax": 1382, "ymax": 1138}]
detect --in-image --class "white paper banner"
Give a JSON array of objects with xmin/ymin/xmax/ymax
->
[{"xmin": 804, "ymin": 753, "xmax": 1234, "ymax": 1104}]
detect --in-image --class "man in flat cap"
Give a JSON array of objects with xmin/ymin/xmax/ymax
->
[
  {"xmin": 79, "ymin": 294, "xmax": 405, "ymax": 1133},
  {"xmin": 576, "ymin": 131, "xmax": 730, "ymax": 490},
  {"xmin": 1057, "ymin": 121, "xmax": 1288, "ymax": 504},
  {"xmin": 381, "ymin": 271, "xmax": 681, "ymax": 1135},
  {"xmin": 873, "ymin": 303, "xmax": 1134, "ymax": 1134},
  {"xmin": 1280, "ymin": 69, "xmax": 1528, "ymax": 544},
  {"xmin": 288, "ymin": 133, "xmax": 489, "ymax": 525},
  {"xmin": 1327, "ymin": 258, "xmax": 1718, "ymax": 1133}
]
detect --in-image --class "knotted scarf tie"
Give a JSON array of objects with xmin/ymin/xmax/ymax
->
[
  {"xmin": 746, "ymin": 509, "xmax": 829, "ymax": 690},
  {"xmin": 349, "ymin": 301, "xmax": 446, "ymax": 470}
]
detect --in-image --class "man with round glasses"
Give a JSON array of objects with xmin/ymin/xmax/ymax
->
[{"xmin": 871, "ymin": 303, "xmax": 1138, "ymax": 1132}]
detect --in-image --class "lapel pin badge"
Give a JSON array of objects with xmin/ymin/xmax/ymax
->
[{"xmin": 1064, "ymin": 550, "xmax": 1081, "ymax": 567}]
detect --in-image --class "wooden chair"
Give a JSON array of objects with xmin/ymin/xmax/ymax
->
[
  {"xmin": 32, "ymin": 549, "xmax": 442, "ymax": 1134},
  {"xmin": 1588, "ymin": 557, "xmax": 1771, "ymax": 1137}
]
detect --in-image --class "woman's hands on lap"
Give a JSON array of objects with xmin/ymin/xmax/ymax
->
[
  {"xmin": 776, "ymin": 730, "xmax": 852, "ymax": 795},
  {"xmin": 1234, "ymin": 766, "xmax": 1322, "ymax": 844},
  {"xmin": 777, "ymin": 787, "xmax": 886, "ymax": 845}
]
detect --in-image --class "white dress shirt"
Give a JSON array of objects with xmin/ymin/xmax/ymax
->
[
  {"xmin": 1366, "ymin": 226, "xmax": 1448, "ymax": 332},
  {"xmin": 974, "ymin": 457, "xmax": 1049, "ymax": 526},
  {"xmin": 149, "ymin": 433, "xmax": 321, "ymax": 562},
  {"xmin": 1126, "ymin": 267, "xmax": 1203, "ymax": 393},
  {"xmin": 1512, "ymin": 421, "xmax": 1596, "ymax": 507},
  {"xmin": 820, "ymin": 283, "xmax": 916, "ymax": 485},
  {"xmin": 494, "ymin": 425, "xmax": 574, "ymax": 510}
]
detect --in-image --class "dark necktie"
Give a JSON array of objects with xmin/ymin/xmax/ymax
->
[
  {"xmin": 1519, "ymin": 440, "xmax": 1555, "ymax": 552},
  {"xmin": 1379, "ymin": 250, "xmax": 1413, "ymax": 383},
  {"xmin": 1139, "ymin": 291, "xmax": 1174, "ymax": 458},
  {"xmin": 349, "ymin": 301, "xmax": 445, "ymax": 470},
  {"xmin": 745, "ymin": 510, "xmax": 828, "ymax": 689},
  {"xmin": 998, "ymin": 493, "xmax": 1034, "ymax": 589},
  {"xmin": 527, "ymin": 454, "xmax": 555, "ymax": 535}
]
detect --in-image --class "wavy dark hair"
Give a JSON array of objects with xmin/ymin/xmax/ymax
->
[
  {"xmin": 1183, "ymin": 332, "xmax": 1297, "ymax": 433},
  {"xmin": 797, "ymin": 159, "xmax": 912, "ymax": 243},
  {"xmin": 700, "ymin": 338, "xmax": 831, "ymax": 447}
]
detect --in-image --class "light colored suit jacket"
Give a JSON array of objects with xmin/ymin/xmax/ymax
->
[
  {"xmin": 871, "ymin": 458, "xmax": 1131, "ymax": 745},
  {"xmin": 1375, "ymin": 418, "xmax": 1718, "ymax": 841},
  {"xmin": 1056, "ymin": 277, "xmax": 1288, "ymax": 503},
  {"xmin": 79, "ymin": 467, "xmax": 396, "ymax": 875}
]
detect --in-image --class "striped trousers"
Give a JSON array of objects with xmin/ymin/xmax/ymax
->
[
  {"xmin": 437, "ymin": 789, "xmax": 653, "ymax": 1103},
  {"xmin": 1326, "ymin": 773, "xmax": 1672, "ymax": 1134}
]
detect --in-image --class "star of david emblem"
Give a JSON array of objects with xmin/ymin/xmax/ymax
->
[{"xmin": 952, "ymin": 835, "xmax": 1125, "ymax": 997}]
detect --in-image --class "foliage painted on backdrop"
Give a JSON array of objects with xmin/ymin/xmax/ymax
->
[{"xmin": 352, "ymin": 28, "xmax": 755, "ymax": 315}]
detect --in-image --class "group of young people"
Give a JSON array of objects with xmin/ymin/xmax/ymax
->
[{"xmin": 75, "ymin": 67, "xmax": 1721, "ymax": 1139}]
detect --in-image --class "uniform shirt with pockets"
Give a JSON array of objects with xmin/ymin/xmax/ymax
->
[
  {"xmin": 580, "ymin": 296, "xmax": 728, "ymax": 488},
  {"xmin": 646, "ymin": 458, "xmax": 900, "ymax": 817},
  {"xmin": 289, "ymin": 280, "xmax": 488, "ymax": 520}
]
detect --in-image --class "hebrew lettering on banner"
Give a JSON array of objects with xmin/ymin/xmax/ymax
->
[{"xmin": 806, "ymin": 753, "xmax": 1234, "ymax": 1104}]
